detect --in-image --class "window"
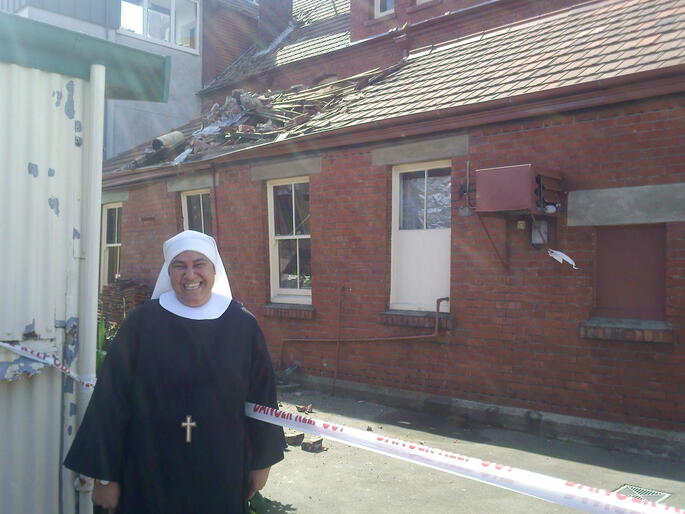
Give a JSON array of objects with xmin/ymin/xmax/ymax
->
[
  {"xmin": 374, "ymin": 0, "xmax": 394, "ymax": 17},
  {"xmin": 267, "ymin": 178, "xmax": 311, "ymax": 304},
  {"xmin": 181, "ymin": 189, "xmax": 212, "ymax": 235},
  {"xmin": 594, "ymin": 224, "xmax": 665, "ymax": 320},
  {"xmin": 399, "ymin": 168, "xmax": 451, "ymax": 230},
  {"xmin": 100, "ymin": 203, "xmax": 122, "ymax": 288},
  {"xmin": 120, "ymin": 0, "xmax": 198, "ymax": 49},
  {"xmin": 390, "ymin": 162, "xmax": 451, "ymax": 312}
]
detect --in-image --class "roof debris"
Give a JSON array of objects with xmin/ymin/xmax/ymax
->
[
  {"xmin": 114, "ymin": 64, "xmax": 405, "ymax": 172},
  {"xmin": 301, "ymin": 436, "xmax": 324, "ymax": 453}
]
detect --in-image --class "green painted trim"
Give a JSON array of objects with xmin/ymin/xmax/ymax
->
[{"xmin": 0, "ymin": 11, "xmax": 170, "ymax": 102}]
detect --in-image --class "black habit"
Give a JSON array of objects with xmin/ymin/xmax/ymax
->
[{"xmin": 64, "ymin": 299, "xmax": 285, "ymax": 514}]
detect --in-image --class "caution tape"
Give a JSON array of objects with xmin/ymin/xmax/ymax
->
[
  {"xmin": 0, "ymin": 341, "xmax": 95, "ymax": 389},
  {"xmin": 246, "ymin": 403, "xmax": 684, "ymax": 514},
  {"xmin": 3, "ymin": 341, "xmax": 681, "ymax": 513}
]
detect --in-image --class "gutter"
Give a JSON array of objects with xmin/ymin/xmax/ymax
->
[{"xmin": 104, "ymin": 65, "xmax": 685, "ymax": 189}]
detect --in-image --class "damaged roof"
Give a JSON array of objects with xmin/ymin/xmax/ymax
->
[
  {"xmin": 201, "ymin": 0, "xmax": 350, "ymax": 94},
  {"xmin": 104, "ymin": 0, "xmax": 685, "ymax": 175},
  {"xmin": 306, "ymin": 0, "xmax": 685, "ymax": 132},
  {"xmin": 103, "ymin": 67, "xmax": 397, "ymax": 173}
]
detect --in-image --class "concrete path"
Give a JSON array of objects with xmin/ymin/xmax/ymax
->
[{"xmin": 257, "ymin": 389, "xmax": 685, "ymax": 514}]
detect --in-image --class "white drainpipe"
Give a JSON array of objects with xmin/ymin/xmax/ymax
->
[{"xmin": 75, "ymin": 63, "xmax": 106, "ymax": 514}]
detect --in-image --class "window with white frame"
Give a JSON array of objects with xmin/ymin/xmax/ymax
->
[
  {"xmin": 267, "ymin": 177, "xmax": 311, "ymax": 304},
  {"xmin": 374, "ymin": 0, "xmax": 394, "ymax": 17},
  {"xmin": 100, "ymin": 203, "xmax": 123, "ymax": 288},
  {"xmin": 120, "ymin": 0, "xmax": 199, "ymax": 49},
  {"xmin": 181, "ymin": 189, "xmax": 213, "ymax": 235}
]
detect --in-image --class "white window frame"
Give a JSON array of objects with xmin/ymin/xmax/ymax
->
[
  {"xmin": 267, "ymin": 177, "xmax": 312, "ymax": 305},
  {"xmin": 374, "ymin": 0, "xmax": 394, "ymax": 18},
  {"xmin": 100, "ymin": 203, "xmax": 123, "ymax": 290},
  {"xmin": 181, "ymin": 189, "xmax": 212, "ymax": 234},
  {"xmin": 119, "ymin": 0, "xmax": 200, "ymax": 53}
]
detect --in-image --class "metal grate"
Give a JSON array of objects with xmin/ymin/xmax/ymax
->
[{"xmin": 613, "ymin": 484, "xmax": 671, "ymax": 504}]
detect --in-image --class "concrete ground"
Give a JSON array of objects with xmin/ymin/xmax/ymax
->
[{"xmin": 256, "ymin": 388, "xmax": 685, "ymax": 514}]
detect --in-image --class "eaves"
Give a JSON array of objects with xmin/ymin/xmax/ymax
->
[{"xmin": 104, "ymin": 65, "xmax": 685, "ymax": 189}]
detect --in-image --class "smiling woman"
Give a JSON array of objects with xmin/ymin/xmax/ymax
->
[
  {"xmin": 169, "ymin": 251, "xmax": 216, "ymax": 307},
  {"xmin": 64, "ymin": 230, "xmax": 285, "ymax": 513}
]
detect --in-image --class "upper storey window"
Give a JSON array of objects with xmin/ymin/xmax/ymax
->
[
  {"xmin": 120, "ymin": 0, "xmax": 199, "ymax": 50},
  {"xmin": 374, "ymin": 0, "xmax": 394, "ymax": 18}
]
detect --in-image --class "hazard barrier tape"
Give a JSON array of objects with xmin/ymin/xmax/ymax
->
[
  {"xmin": 247, "ymin": 403, "xmax": 684, "ymax": 514},
  {"xmin": 3, "ymin": 342, "xmax": 681, "ymax": 513},
  {"xmin": 0, "ymin": 341, "xmax": 96, "ymax": 389}
]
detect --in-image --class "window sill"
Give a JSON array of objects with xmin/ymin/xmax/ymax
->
[
  {"xmin": 407, "ymin": 0, "xmax": 442, "ymax": 14},
  {"xmin": 116, "ymin": 30, "xmax": 200, "ymax": 55},
  {"xmin": 380, "ymin": 310, "xmax": 455, "ymax": 330},
  {"xmin": 264, "ymin": 303, "xmax": 316, "ymax": 320},
  {"xmin": 365, "ymin": 12, "xmax": 397, "ymax": 26},
  {"xmin": 579, "ymin": 318, "xmax": 675, "ymax": 343}
]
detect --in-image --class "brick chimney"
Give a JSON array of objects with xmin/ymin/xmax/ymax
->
[{"xmin": 257, "ymin": 0, "xmax": 293, "ymax": 47}]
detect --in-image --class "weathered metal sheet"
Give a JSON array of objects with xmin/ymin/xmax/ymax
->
[
  {"xmin": 0, "ymin": 0, "xmax": 27, "ymax": 13},
  {"xmin": 0, "ymin": 61, "xmax": 88, "ymax": 514},
  {"xmin": 0, "ymin": 62, "xmax": 85, "ymax": 345},
  {"xmin": 0, "ymin": 367, "xmax": 63, "ymax": 514}
]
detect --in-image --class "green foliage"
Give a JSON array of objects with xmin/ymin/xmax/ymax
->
[{"xmin": 95, "ymin": 316, "xmax": 118, "ymax": 376}]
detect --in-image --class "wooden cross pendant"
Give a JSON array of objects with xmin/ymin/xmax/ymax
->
[{"xmin": 181, "ymin": 415, "xmax": 197, "ymax": 443}]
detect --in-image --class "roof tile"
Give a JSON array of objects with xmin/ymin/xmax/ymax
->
[{"xmin": 306, "ymin": 0, "xmax": 685, "ymax": 132}]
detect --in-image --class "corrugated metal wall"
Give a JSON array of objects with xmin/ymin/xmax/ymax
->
[
  {"xmin": 0, "ymin": 61, "xmax": 87, "ymax": 514},
  {"xmin": 0, "ymin": 0, "xmax": 27, "ymax": 13}
]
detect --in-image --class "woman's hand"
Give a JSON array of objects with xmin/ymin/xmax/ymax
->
[
  {"xmin": 92, "ymin": 481, "xmax": 120, "ymax": 511},
  {"xmin": 247, "ymin": 467, "xmax": 271, "ymax": 500}
]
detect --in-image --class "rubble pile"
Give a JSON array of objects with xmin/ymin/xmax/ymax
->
[{"xmin": 121, "ymin": 63, "xmax": 405, "ymax": 171}]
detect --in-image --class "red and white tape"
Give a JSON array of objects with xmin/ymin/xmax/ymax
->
[
  {"xmin": 0, "ymin": 341, "xmax": 96, "ymax": 389},
  {"xmin": 247, "ymin": 403, "xmax": 684, "ymax": 514},
  {"xmin": 3, "ymin": 342, "xmax": 681, "ymax": 513}
]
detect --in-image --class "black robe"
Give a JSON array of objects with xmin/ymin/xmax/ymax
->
[{"xmin": 64, "ymin": 299, "xmax": 285, "ymax": 514}]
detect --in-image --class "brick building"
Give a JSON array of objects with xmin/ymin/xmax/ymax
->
[{"xmin": 102, "ymin": 0, "xmax": 685, "ymax": 444}]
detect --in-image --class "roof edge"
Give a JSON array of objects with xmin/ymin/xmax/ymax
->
[{"xmin": 104, "ymin": 66, "xmax": 685, "ymax": 189}]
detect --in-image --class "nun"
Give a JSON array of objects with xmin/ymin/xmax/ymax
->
[{"xmin": 65, "ymin": 230, "xmax": 285, "ymax": 513}]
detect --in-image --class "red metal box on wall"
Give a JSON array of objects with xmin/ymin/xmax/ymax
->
[{"xmin": 475, "ymin": 164, "xmax": 562, "ymax": 215}]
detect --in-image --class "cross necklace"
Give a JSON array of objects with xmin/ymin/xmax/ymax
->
[{"xmin": 181, "ymin": 415, "xmax": 197, "ymax": 443}]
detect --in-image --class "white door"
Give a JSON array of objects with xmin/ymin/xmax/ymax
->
[{"xmin": 390, "ymin": 161, "xmax": 451, "ymax": 312}]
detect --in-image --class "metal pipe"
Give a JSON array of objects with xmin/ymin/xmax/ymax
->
[
  {"xmin": 278, "ymin": 297, "xmax": 449, "ymax": 383},
  {"xmin": 332, "ymin": 285, "xmax": 345, "ymax": 395},
  {"xmin": 74, "ymin": 63, "xmax": 106, "ymax": 514},
  {"xmin": 211, "ymin": 164, "xmax": 221, "ymax": 244}
]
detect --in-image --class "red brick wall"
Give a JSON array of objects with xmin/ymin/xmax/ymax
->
[
  {"xmin": 257, "ymin": 94, "xmax": 685, "ymax": 430},
  {"xmin": 119, "ymin": 182, "xmax": 182, "ymax": 285},
  {"xmin": 203, "ymin": 3, "xmax": 258, "ymax": 86},
  {"xmin": 448, "ymin": 94, "xmax": 685, "ymax": 430},
  {"xmin": 114, "ymin": 93, "xmax": 685, "ymax": 431},
  {"xmin": 351, "ymin": 0, "xmax": 590, "ymax": 44}
]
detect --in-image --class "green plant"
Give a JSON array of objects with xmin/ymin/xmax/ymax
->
[{"xmin": 96, "ymin": 316, "xmax": 119, "ymax": 376}]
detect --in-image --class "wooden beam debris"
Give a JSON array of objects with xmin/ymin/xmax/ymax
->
[{"xmin": 118, "ymin": 63, "xmax": 407, "ymax": 171}]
